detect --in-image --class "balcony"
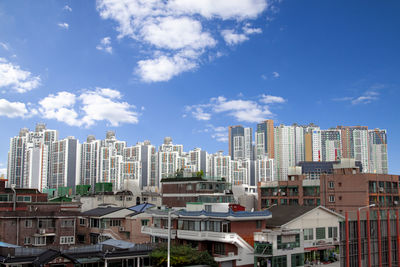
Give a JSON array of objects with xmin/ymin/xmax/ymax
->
[{"xmin": 141, "ymin": 226, "xmax": 177, "ymax": 239}]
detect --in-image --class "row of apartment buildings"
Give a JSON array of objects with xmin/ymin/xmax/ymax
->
[{"xmin": 7, "ymin": 122, "xmax": 387, "ymax": 194}]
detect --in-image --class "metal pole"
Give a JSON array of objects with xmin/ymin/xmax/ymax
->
[
  {"xmin": 357, "ymin": 209, "xmax": 362, "ymax": 267},
  {"xmin": 167, "ymin": 210, "xmax": 171, "ymax": 267},
  {"xmin": 346, "ymin": 211, "xmax": 350, "ymax": 267},
  {"xmin": 387, "ymin": 210, "xmax": 391, "ymax": 267},
  {"xmin": 367, "ymin": 210, "xmax": 371, "ymax": 267},
  {"xmin": 377, "ymin": 210, "xmax": 382, "ymax": 267}
]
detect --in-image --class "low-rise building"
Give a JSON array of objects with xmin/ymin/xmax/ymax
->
[
  {"xmin": 77, "ymin": 203, "xmax": 154, "ymax": 245},
  {"xmin": 254, "ymin": 206, "xmax": 343, "ymax": 266},
  {"xmin": 142, "ymin": 202, "xmax": 272, "ymax": 267},
  {"xmin": 161, "ymin": 176, "xmax": 235, "ymax": 207}
]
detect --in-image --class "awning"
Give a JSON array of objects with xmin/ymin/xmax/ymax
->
[
  {"xmin": 305, "ymin": 245, "xmax": 336, "ymax": 251},
  {"xmin": 77, "ymin": 257, "xmax": 102, "ymax": 264}
]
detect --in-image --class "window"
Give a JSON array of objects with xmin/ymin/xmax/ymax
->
[
  {"xmin": 272, "ymin": 255, "xmax": 287, "ymax": 267},
  {"xmin": 77, "ymin": 235, "xmax": 85, "ymax": 243},
  {"xmin": 38, "ymin": 219, "xmax": 55, "ymax": 228},
  {"xmin": 141, "ymin": 219, "xmax": 149, "ymax": 226},
  {"xmin": 79, "ymin": 218, "xmax": 86, "ymax": 226},
  {"xmin": 329, "ymin": 195, "xmax": 335, "ymax": 202},
  {"xmin": 304, "ymin": 228, "xmax": 313, "ymax": 240},
  {"xmin": 291, "ymin": 253, "xmax": 304, "ymax": 267},
  {"xmin": 109, "ymin": 219, "xmax": 121, "ymax": 227},
  {"xmin": 34, "ymin": 236, "xmax": 46, "ymax": 246},
  {"xmin": 0, "ymin": 194, "xmax": 10, "ymax": 202},
  {"xmin": 328, "ymin": 227, "xmax": 338, "ymax": 238},
  {"xmin": 186, "ymin": 184, "xmax": 193, "ymax": 190},
  {"xmin": 24, "ymin": 237, "xmax": 31, "ymax": 245},
  {"xmin": 90, "ymin": 218, "xmax": 99, "ymax": 228},
  {"xmin": 16, "ymin": 196, "xmax": 31, "ymax": 202},
  {"xmin": 60, "ymin": 236, "xmax": 75, "ymax": 245},
  {"xmin": 214, "ymin": 243, "xmax": 225, "ymax": 255},
  {"xmin": 328, "ymin": 181, "xmax": 334, "ymax": 189},
  {"xmin": 25, "ymin": 219, "xmax": 32, "ymax": 228},
  {"xmin": 61, "ymin": 219, "xmax": 74, "ymax": 228},
  {"xmin": 205, "ymin": 205, "xmax": 212, "ymax": 212},
  {"xmin": 256, "ymin": 220, "xmax": 262, "ymax": 229},
  {"xmin": 316, "ymin": 227, "xmax": 326, "ymax": 240}
]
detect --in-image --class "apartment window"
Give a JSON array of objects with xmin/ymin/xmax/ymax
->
[
  {"xmin": 304, "ymin": 228, "xmax": 313, "ymax": 240},
  {"xmin": 61, "ymin": 219, "xmax": 74, "ymax": 228},
  {"xmin": 214, "ymin": 243, "xmax": 225, "ymax": 255},
  {"xmin": 328, "ymin": 181, "xmax": 334, "ymax": 189},
  {"xmin": 34, "ymin": 236, "xmax": 46, "ymax": 246},
  {"xmin": 328, "ymin": 227, "xmax": 338, "ymax": 239},
  {"xmin": 205, "ymin": 205, "xmax": 212, "ymax": 212},
  {"xmin": 141, "ymin": 219, "xmax": 149, "ymax": 226},
  {"xmin": 272, "ymin": 255, "xmax": 287, "ymax": 267},
  {"xmin": 79, "ymin": 218, "xmax": 86, "ymax": 226},
  {"xmin": 38, "ymin": 219, "xmax": 55, "ymax": 228},
  {"xmin": 90, "ymin": 218, "xmax": 100, "ymax": 228},
  {"xmin": 256, "ymin": 220, "xmax": 262, "ymax": 229},
  {"xmin": 16, "ymin": 196, "xmax": 31, "ymax": 202},
  {"xmin": 329, "ymin": 195, "xmax": 335, "ymax": 202},
  {"xmin": 0, "ymin": 194, "xmax": 10, "ymax": 202},
  {"xmin": 109, "ymin": 219, "xmax": 121, "ymax": 227},
  {"xmin": 186, "ymin": 184, "xmax": 193, "ymax": 190},
  {"xmin": 316, "ymin": 227, "xmax": 326, "ymax": 240},
  {"xmin": 60, "ymin": 236, "xmax": 75, "ymax": 245},
  {"xmin": 25, "ymin": 219, "xmax": 32, "ymax": 228},
  {"xmin": 24, "ymin": 237, "xmax": 31, "ymax": 245}
]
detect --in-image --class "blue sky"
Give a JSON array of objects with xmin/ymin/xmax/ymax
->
[{"xmin": 0, "ymin": 0, "xmax": 399, "ymax": 174}]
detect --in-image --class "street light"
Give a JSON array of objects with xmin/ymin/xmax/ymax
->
[
  {"xmin": 167, "ymin": 209, "xmax": 172, "ymax": 267},
  {"xmin": 357, "ymin": 203, "xmax": 376, "ymax": 267}
]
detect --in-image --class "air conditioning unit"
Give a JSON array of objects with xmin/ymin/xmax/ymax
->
[
  {"xmin": 394, "ymin": 201, "xmax": 399, "ymax": 205},
  {"xmin": 273, "ymin": 192, "xmax": 278, "ymax": 196},
  {"xmin": 281, "ymin": 192, "xmax": 286, "ymax": 196},
  {"xmin": 39, "ymin": 229, "xmax": 46, "ymax": 234},
  {"xmin": 119, "ymin": 227, "xmax": 125, "ymax": 232},
  {"xmin": 228, "ymin": 252, "xmax": 235, "ymax": 257}
]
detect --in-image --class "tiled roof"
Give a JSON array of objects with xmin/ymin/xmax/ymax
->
[
  {"xmin": 266, "ymin": 205, "xmax": 316, "ymax": 227},
  {"xmin": 128, "ymin": 203, "xmax": 155, "ymax": 213},
  {"xmin": 81, "ymin": 207, "xmax": 124, "ymax": 216},
  {"xmin": 178, "ymin": 209, "xmax": 272, "ymax": 218}
]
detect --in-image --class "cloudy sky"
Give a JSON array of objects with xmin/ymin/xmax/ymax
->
[{"xmin": 0, "ymin": 0, "xmax": 399, "ymax": 174}]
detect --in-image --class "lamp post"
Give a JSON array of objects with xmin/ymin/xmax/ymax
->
[
  {"xmin": 357, "ymin": 204, "xmax": 375, "ymax": 267},
  {"xmin": 167, "ymin": 209, "xmax": 172, "ymax": 267}
]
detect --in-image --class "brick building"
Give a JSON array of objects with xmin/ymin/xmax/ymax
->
[
  {"xmin": 77, "ymin": 203, "xmax": 153, "ymax": 245},
  {"xmin": 258, "ymin": 160, "xmax": 400, "ymax": 215},
  {"xmin": 0, "ymin": 202, "xmax": 80, "ymax": 248},
  {"xmin": 142, "ymin": 202, "xmax": 272, "ymax": 267},
  {"xmin": 0, "ymin": 179, "xmax": 48, "ymax": 211},
  {"xmin": 161, "ymin": 176, "xmax": 235, "ymax": 207}
]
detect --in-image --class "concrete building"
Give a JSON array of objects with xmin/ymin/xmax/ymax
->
[
  {"xmin": 274, "ymin": 124, "xmax": 296, "ymax": 181},
  {"xmin": 254, "ymin": 206, "xmax": 343, "ymax": 266},
  {"xmin": 49, "ymin": 137, "xmax": 79, "ymax": 190},
  {"xmin": 77, "ymin": 204, "xmax": 153, "ymax": 245},
  {"xmin": 369, "ymin": 129, "xmax": 388, "ymax": 174},
  {"xmin": 142, "ymin": 203, "xmax": 272, "ymax": 267},
  {"xmin": 255, "ymin": 120, "xmax": 275, "ymax": 159},
  {"xmin": 229, "ymin": 125, "xmax": 253, "ymax": 161},
  {"xmin": 340, "ymin": 209, "xmax": 400, "ymax": 267},
  {"xmin": 160, "ymin": 175, "xmax": 234, "ymax": 207}
]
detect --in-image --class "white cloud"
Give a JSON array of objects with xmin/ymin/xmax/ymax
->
[
  {"xmin": 221, "ymin": 29, "xmax": 248, "ymax": 46},
  {"xmin": 141, "ymin": 16, "xmax": 216, "ymax": 50},
  {"xmin": 0, "ymin": 58, "xmax": 41, "ymax": 93},
  {"xmin": 168, "ymin": 0, "xmax": 268, "ymax": 20},
  {"xmin": 64, "ymin": 5, "xmax": 72, "ymax": 12},
  {"xmin": 96, "ymin": 0, "xmax": 270, "ymax": 82},
  {"xmin": 333, "ymin": 86, "xmax": 383, "ymax": 105},
  {"xmin": 0, "ymin": 42, "xmax": 9, "ymax": 50},
  {"xmin": 243, "ymin": 23, "xmax": 262, "ymax": 34},
  {"xmin": 96, "ymin": 37, "xmax": 113, "ymax": 54},
  {"xmin": 79, "ymin": 88, "xmax": 138, "ymax": 127},
  {"xmin": 38, "ymin": 88, "xmax": 139, "ymax": 127},
  {"xmin": 58, "ymin": 23, "xmax": 69, "ymax": 29},
  {"xmin": 137, "ymin": 54, "xmax": 197, "ymax": 82},
  {"xmin": 272, "ymin": 71, "xmax": 280, "ymax": 78},
  {"xmin": 0, "ymin": 168, "xmax": 6, "ymax": 176},
  {"xmin": 260, "ymin": 94, "xmax": 286, "ymax": 104},
  {"xmin": 185, "ymin": 94, "xmax": 286, "ymax": 123},
  {"xmin": 207, "ymin": 124, "xmax": 228, "ymax": 142},
  {"xmin": 0, "ymin": 98, "xmax": 28, "ymax": 118}
]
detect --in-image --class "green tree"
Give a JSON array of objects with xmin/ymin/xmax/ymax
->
[
  {"xmin": 196, "ymin": 170, "xmax": 204, "ymax": 178},
  {"xmin": 150, "ymin": 245, "xmax": 217, "ymax": 267}
]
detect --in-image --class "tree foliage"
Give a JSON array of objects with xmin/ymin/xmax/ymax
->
[{"xmin": 150, "ymin": 244, "xmax": 217, "ymax": 267}]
